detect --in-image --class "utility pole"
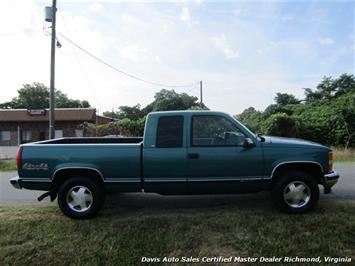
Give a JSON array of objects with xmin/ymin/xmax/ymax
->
[
  {"xmin": 199, "ymin": 80, "xmax": 203, "ymax": 106},
  {"xmin": 49, "ymin": 0, "xmax": 57, "ymax": 139}
]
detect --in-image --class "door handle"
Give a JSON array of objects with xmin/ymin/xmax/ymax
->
[{"xmin": 188, "ymin": 153, "xmax": 199, "ymax": 159}]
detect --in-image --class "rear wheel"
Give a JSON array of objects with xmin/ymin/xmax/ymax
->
[
  {"xmin": 271, "ymin": 170, "xmax": 319, "ymax": 213},
  {"xmin": 58, "ymin": 177, "xmax": 105, "ymax": 219}
]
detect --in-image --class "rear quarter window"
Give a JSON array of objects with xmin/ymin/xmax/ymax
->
[{"xmin": 156, "ymin": 116, "xmax": 184, "ymax": 148}]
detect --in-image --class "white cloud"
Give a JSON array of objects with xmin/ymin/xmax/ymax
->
[
  {"xmin": 0, "ymin": 1, "xmax": 351, "ymax": 116},
  {"xmin": 87, "ymin": 3, "xmax": 103, "ymax": 13},
  {"xmin": 180, "ymin": 7, "xmax": 191, "ymax": 24},
  {"xmin": 318, "ymin": 37, "xmax": 334, "ymax": 45},
  {"xmin": 120, "ymin": 44, "xmax": 147, "ymax": 62},
  {"xmin": 212, "ymin": 34, "xmax": 239, "ymax": 60},
  {"xmin": 233, "ymin": 9, "xmax": 242, "ymax": 16},
  {"xmin": 195, "ymin": 0, "xmax": 204, "ymax": 6}
]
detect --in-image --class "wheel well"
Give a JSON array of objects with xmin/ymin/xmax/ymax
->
[
  {"xmin": 272, "ymin": 163, "xmax": 323, "ymax": 184},
  {"xmin": 51, "ymin": 168, "xmax": 104, "ymax": 193}
]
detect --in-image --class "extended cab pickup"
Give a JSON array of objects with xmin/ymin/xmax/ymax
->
[{"xmin": 10, "ymin": 111, "xmax": 339, "ymax": 218}]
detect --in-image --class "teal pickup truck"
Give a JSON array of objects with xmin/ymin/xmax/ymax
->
[{"xmin": 10, "ymin": 111, "xmax": 339, "ymax": 219}]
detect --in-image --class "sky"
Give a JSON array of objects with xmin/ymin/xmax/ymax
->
[{"xmin": 0, "ymin": 0, "xmax": 354, "ymax": 115}]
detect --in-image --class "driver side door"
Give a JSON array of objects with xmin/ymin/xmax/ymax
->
[{"xmin": 187, "ymin": 114, "xmax": 263, "ymax": 194}]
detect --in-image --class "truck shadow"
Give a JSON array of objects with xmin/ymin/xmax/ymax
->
[{"xmin": 104, "ymin": 192, "xmax": 274, "ymax": 213}]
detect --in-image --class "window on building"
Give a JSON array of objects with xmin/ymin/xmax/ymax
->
[
  {"xmin": 156, "ymin": 116, "xmax": 184, "ymax": 148},
  {"xmin": 0, "ymin": 131, "xmax": 11, "ymax": 141},
  {"xmin": 21, "ymin": 130, "xmax": 32, "ymax": 142},
  {"xmin": 75, "ymin": 129, "xmax": 83, "ymax": 137},
  {"xmin": 55, "ymin": 130, "xmax": 63, "ymax": 138}
]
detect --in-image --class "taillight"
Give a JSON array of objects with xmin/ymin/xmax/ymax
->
[
  {"xmin": 327, "ymin": 152, "xmax": 333, "ymax": 173},
  {"xmin": 16, "ymin": 147, "xmax": 22, "ymax": 170}
]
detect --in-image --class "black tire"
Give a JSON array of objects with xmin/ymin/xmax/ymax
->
[
  {"xmin": 57, "ymin": 177, "xmax": 105, "ymax": 219},
  {"xmin": 271, "ymin": 170, "xmax": 319, "ymax": 213}
]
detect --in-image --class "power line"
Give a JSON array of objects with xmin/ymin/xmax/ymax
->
[
  {"xmin": 58, "ymin": 32, "xmax": 198, "ymax": 88},
  {"xmin": 59, "ymin": 12, "xmax": 103, "ymax": 113}
]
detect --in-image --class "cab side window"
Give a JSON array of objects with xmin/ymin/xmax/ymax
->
[
  {"xmin": 156, "ymin": 116, "xmax": 184, "ymax": 148},
  {"xmin": 191, "ymin": 115, "xmax": 246, "ymax": 146}
]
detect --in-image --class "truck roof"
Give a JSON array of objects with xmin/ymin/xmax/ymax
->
[{"xmin": 148, "ymin": 110, "xmax": 228, "ymax": 116}]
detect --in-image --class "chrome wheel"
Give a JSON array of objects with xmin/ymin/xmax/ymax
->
[
  {"xmin": 66, "ymin": 185, "xmax": 93, "ymax": 213},
  {"xmin": 283, "ymin": 181, "xmax": 311, "ymax": 208}
]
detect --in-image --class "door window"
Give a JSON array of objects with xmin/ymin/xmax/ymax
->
[{"xmin": 191, "ymin": 115, "xmax": 246, "ymax": 146}]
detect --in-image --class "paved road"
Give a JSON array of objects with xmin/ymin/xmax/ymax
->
[{"xmin": 0, "ymin": 163, "xmax": 353, "ymax": 206}]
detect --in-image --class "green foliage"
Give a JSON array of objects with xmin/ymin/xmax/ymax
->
[
  {"xmin": 236, "ymin": 73, "xmax": 355, "ymax": 147},
  {"xmin": 118, "ymin": 117, "xmax": 146, "ymax": 137},
  {"xmin": 81, "ymin": 121, "xmax": 121, "ymax": 137},
  {"xmin": 274, "ymin": 93, "xmax": 300, "ymax": 105},
  {"xmin": 0, "ymin": 82, "xmax": 90, "ymax": 109},
  {"xmin": 150, "ymin": 89, "xmax": 202, "ymax": 111},
  {"xmin": 235, "ymin": 107, "xmax": 262, "ymax": 132},
  {"xmin": 304, "ymin": 74, "xmax": 355, "ymax": 102},
  {"xmin": 261, "ymin": 113, "xmax": 301, "ymax": 138},
  {"xmin": 103, "ymin": 89, "xmax": 205, "ymax": 136},
  {"xmin": 82, "ymin": 117, "xmax": 146, "ymax": 137},
  {"xmin": 103, "ymin": 104, "xmax": 145, "ymax": 120}
]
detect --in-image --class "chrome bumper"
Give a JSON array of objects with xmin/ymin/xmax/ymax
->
[
  {"xmin": 323, "ymin": 171, "xmax": 339, "ymax": 187},
  {"xmin": 10, "ymin": 176, "xmax": 22, "ymax": 189}
]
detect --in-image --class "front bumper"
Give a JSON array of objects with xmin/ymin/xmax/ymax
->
[
  {"xmin": 10, "ymin": 176, "xmax": 22, "ymax": 189},
  {"xmin": 322, "ymin": 171, "xmax": 339, "ymax": 193},
  {"xmin": 324, "ymin": 171, "xmax": 339, "ymax": 187}
]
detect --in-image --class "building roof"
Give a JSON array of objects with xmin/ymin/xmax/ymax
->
[{"xmin": 0, "ymin": 108, "xmax": 96, "ymax": 122}]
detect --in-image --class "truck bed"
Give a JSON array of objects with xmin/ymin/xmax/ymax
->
[
  {"xmin": 19, "ymin": 138, "xmax": 143, "ymax": 189},
  {"xmin": 36, "ymin": 137, "xmax": 143, "ymax": 144}
]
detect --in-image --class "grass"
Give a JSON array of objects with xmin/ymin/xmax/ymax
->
[
  {"xmin": 0, "ymin": 198, "xmax": 354, "ymax": 266},
  {"xmin": 333, "ymin": 148, "xmax": 355, "ymax": 162},
  {"xmin": 0, "ymin": 160, "xmax": 16, "ymax": 171}
]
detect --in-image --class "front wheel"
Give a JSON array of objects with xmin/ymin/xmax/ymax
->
[
  {"xmin": 271, "ymin": 170, "xmax": 319, "ymax": 213},
  {"xmin": 57, "ymin": 177, "xmax": 105, "ymax": 219}
]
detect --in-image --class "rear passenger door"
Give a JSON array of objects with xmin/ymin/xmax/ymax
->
[{"xmin": 143, "ymin": 115, "xmax": 188, "ymax": 194}]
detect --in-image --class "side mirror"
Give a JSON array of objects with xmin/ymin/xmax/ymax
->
[{"xmin": 243, "ymin": 137, "xmax": 255, "ymax": 148}]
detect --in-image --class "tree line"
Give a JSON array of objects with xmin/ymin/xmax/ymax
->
[
  {"xmin": 1, "ymin": 74, "xmax": 353, "ymax": 147},
  {"xmin": 236, "ymin": 74, "xmax": 355, "ymax": 148},
  {"xmin": 0, "ymin": 82, "xmax": 90, "ymax": 109}
]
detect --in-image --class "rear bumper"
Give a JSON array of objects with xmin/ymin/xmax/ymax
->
[
  {"xmin": 10, "ymin": 176, "xmax": 22, "ymax": 189},
  {"xmin": 9, "ymin": 177, "xmax": 52, "ymax": 191}
]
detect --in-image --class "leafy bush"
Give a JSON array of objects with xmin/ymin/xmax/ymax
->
[{"xmin": 236, "ymin": 74, "xmax": 355, "ymax": 147}]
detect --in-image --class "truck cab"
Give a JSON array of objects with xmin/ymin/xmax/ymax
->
[{"xmin": 142, "ymin": 111, "xmax": 263, "ymax": 195}]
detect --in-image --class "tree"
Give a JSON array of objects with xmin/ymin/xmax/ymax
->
[
  {"xmin": 235, "ymin": 73, "xmax": 354, "ymax": 147},
  {"xmin": 261, "ymin": 113, "xmax": 300, "ymax": 138},
  {"xmin": 304, "ymin": 74, "xmax": 355, "ymax": 102},
  {"xmin": 104, "ymin": 104, "xmax": 144, "ymax": 120},
  {"xmin": 235, "ymin": 107, "xmax": 262, "ymax": 133},
  {"xmin": 103, "ymin": 89, "xmax": 206, "ymax": 137},
  {"xmin": 274, "ymin": 93, "xmax": 300, "ymax": 105},
  {"xmin": 150, "ymin": 89, "xmax": 203, "ymax": 111},
  {"xmin": 0, "ymin": 82, "xmax": 90, "ymax": 109},
  {"xmin": 104, "ymin": 89, "xmax": 204, "ymax": 120}
]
